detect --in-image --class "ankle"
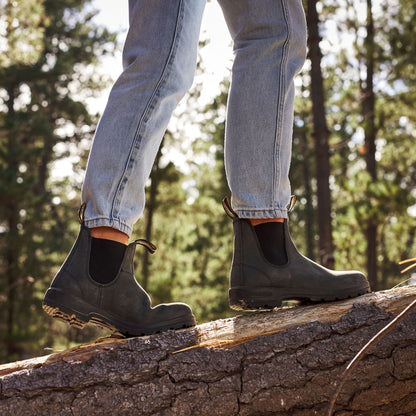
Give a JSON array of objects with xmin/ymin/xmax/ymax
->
[
  {"xmin": 248, "ymin": 218, "xmax": 284, "ymax": 226},
  {"xmin": 90, "ymin": 227, "xmax": 129, "ymax": 245}
]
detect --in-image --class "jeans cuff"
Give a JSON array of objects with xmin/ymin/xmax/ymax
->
[{"xmin": 235, "ymin": 208, "xmax": 288, "ymax": 219}]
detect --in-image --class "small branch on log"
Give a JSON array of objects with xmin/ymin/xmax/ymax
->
[
  {"xmin": 1, "ymin": 286, "xmax": 416, "ymax": 415},
  {"xmin": 326, "ymin": 296, "xmax": 416, "ymax": 416}
]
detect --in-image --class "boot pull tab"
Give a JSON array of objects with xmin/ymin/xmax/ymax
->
[
  {"xmin": 222, "ymin": 196, "xmax": 238, "ymax": 219},
  {"xmin": 133, "ymin": 239, "xmax": 157, "ymax": 254},
  {"xmin": 287, "ymin": 195, "xmax": 297, "ymax": 213},
  {"xmin": 78, "ymin": 203, "xmax": 86, "ymax": 225}
]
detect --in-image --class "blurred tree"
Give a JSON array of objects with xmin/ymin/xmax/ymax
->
[
  {"xmin": 318, "ymin": 0, "xmax": 416, "ymax": 288},
  {"xmin": 183, "ymin": 79, "xmax": 233, "ymax": 321},
  {"xmin": 0, "ymin": 0, "xmax": 115, "ymax": 362},
  {"xmin": 292, "ymin": 77, "xmax": 317, "ymax": 261},
  {"xmin": 361, "ymin": 0, "xmax": 378, "ymax": 290},
  {"xmin": 306, "ymin": 0, "xmax": 334, "ymax": 268},
  {"xmin": 139, "ymin": 131, "xmax": 185, "ymax": 292}
]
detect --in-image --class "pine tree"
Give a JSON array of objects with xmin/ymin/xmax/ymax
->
[
  {"xmin": 0, "ymin": 0, "xmax": 116, "ymax": 362},
  {"xmin": 306, "ymin": 0, "xmax": 335, "ymax": 268}
]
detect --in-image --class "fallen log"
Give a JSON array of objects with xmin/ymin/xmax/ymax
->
[{"xmin": 1, "ymin": 286, "xmax": 416, "ymax": 415}]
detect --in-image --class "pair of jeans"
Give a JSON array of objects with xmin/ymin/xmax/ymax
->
[{"xmin": 82, "ymin": 0, "xmax": 307, "ymax": 236}]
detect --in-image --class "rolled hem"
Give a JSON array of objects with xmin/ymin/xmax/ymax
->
[
  {"xmin": 83, "ymin": 217, "xmax": 133, "ymax": 238},
  {"xmin": 235, "ymin": 207, "xmax": 288, "ymax": 219}
]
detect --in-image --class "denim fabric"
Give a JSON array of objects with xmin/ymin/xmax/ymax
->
[
  {"xmin": 82, "ymin": 0, "xmax": 307, "ymax": 236},
  {"xmin": 219, "ymin": 0, "xmax": 307, "ymax": 218}
]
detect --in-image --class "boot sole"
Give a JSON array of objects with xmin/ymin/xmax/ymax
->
[
  {"xmin": 43, "ymin": 288, "xmax": 196, "ymax": 337},
  {"xmin": 229, "ymin": 284, "xmax": 371, "ymax": 311}
]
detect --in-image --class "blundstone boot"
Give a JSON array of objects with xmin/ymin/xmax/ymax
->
[
  {"xmin": 223, "ymin": 197, "xmax": 371, "ymax": 310},
  {"xmin": 43, "ymin": 208, "xmax": 196, "ymax": 336}
]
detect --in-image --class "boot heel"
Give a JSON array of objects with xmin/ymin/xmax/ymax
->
[
  {"xmin": 229, "ymin": 287, "xmax": 284, "ymax": 311},
  {"xmin": 43, "ymin": 288, "xmax": 91, "ymax": 329},
  {"xmin": 42, "ymin": 303, "xmax": 87, "ymax": 329},
  {"xmin": 43, "ymin": 291, "xmax": 122, "ymax": 335}
]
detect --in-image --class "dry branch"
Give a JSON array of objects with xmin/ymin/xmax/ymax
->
[{"xmin": 2, "ymin": 286, "xmax": 416, "ymax": 415}]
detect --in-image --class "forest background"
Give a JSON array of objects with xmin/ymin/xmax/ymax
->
[{"xmin": 1, "ymin": 0, "xmax": 415, "ymax": 364}]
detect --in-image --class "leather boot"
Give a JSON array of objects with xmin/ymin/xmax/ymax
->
[
  {"xmin": 223, "ymin": 197, "xmax": 371, "ymax": 310},
  {"xmin": 43, "ymin": 209, "xmax": 196, "ymax": 337}
]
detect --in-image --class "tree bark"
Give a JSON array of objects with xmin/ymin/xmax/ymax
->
[
  {"xmin": 306, "ymin": 0, "xmax": 334, "ymax": 268},
  {"xmin": 1, "ymin": 287, "xmax": 416, "ymax": 415}
]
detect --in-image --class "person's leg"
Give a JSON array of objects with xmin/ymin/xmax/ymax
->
[
  {"xmin": 43, "ymin": 0, "xmax": 206, "ymax": 336},
  {"xmin": 218, "ymin": 0, "xmax": 306, "ymax": 218},
  {"xmin": 218, "ymin": 1, "xmax": 370, "ymax": 310},
  {"xmin": 82, "ymin": 0, "xmax": 206, "ymax": 238}
]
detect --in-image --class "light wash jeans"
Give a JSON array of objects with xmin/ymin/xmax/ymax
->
[{"xmin": 82, "ymin": 0, "xmax": 307, "ymax": 236}]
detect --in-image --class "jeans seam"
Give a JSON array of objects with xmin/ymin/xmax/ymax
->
[
  {"xmin": 110, "ymin": 0, "xmax": 185, "ymax": 222},
  {"xmin": 273, "ymin": 0, "xmax": 291, "ymax": 210}
]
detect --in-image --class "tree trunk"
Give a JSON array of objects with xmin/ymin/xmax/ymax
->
[
  {"xmin": 5, "ymin": 84, "xmax": 19, "ymax": 358},
  {"xmin": 362, "ymin": 0, "xmax": 378, "ymax": 291},
  {"xmin": 300, "ymin": 121, "xmax": 316, "ymax": 260},
  {"xmin": 306, "ymin": 0, "xmax": 334, "ymax": 268},
  {"xmin": 1, "ymin": 287, "xmax": 416, "ymax": 415},
  {"xmin": 142, "ymin": 146, "xmax": 163, "ymax": 291}
]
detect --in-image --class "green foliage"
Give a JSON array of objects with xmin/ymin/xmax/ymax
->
[
  {"xmin": 0, "ymin": 0, "xmax": 115, "ymax": 362},
  {"xmin": 303, "ymin": 0, "xmax": 416, "ymax": 283},
  {"xmin": 0, "ymin": 0, "xmax": 46, "ymax": 67}
]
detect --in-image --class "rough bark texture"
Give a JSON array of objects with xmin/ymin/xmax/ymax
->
[{"xmin": 2, "ymin": 287, "xmax": 416, "ymax": 415}]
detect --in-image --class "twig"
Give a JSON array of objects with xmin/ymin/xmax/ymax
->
[
  {"xmin": 399, "ymin": 258, "xmax": 416, "ymax": 274},
  {"xmin": 326, "ymin": 297, "xmax": 416, "ymax": 416}
]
